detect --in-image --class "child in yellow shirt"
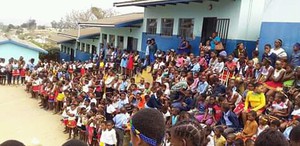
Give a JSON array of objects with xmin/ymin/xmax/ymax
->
[{"xmin": 213, "ymin": 126, "xmax": 226, "ymax": 146}]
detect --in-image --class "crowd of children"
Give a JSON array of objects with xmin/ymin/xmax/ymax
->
[{"xmin": 0, "ymin": 38, "xmax": 300, "ymax": 146}]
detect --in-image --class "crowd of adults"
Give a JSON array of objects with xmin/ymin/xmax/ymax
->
[{"xmin": 1, "ymin": 32, "xmax": 300, "ymax": 146}]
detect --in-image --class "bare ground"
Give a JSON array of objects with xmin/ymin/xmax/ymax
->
[{"xmin": 0, "ymin": 86, "xmax": 67, "ymax": 146}]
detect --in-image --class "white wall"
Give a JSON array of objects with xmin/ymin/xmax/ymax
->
[
  {"xmin": 0, "ymin": 43, "xmax": 40, "ymax": 64},
  {"xmin": 237, "ymin": 0, "xmax": 265, "ymax": 40},
  {"xmin": 143, "ymin": 0, "xmax": 265, "ymax": 41},
  {"xmin": 262, "ymin": 0, "xmax": 300, "ymax": 22},
  {"xmin": 144, "ymin": 0, "xmax": 242, "ymax": 38},
  {"xmin": 100, "ymin": 27, "xmax": 143, "ymax": 51}
]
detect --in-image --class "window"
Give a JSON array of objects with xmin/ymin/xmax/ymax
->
[
  {"xmin": 161, "ymin": 18, "xmax": 174, "ymax": 36},
  {"xmin": 81, "ymin": 43, "xmax": 85, "ymax": 52},
  {"xmin": 67, "ymin": 47, "xmax": 70, "ymax": 55},
  {"xmin": 60, "ymin": 45, "xmax": 63, "ymax": 52},
  {"xmin": 102, "ymin": 34, "xmax": 107, "ymax": 44},
  {"xmin": 117, "ymin": 36, "xmax": 124, "ymax": 49},
  {"xmin": 86, "ymin": 44, "xmax": 91, "ymax": 53},
  {"xmin": 178, "ymin": 18, "xmax": 194, "ymax": 39},
  {"xmin": 77, "ymin": 42, "xmax": 80, "ymax": 50},
  {"xmin": 63, "ymin": 46, "xmax": 67, "ymax": 53},
  {"xmin": 146, "ymin": 19, "xmax": 157, "ymax": 34},
  {"xmin": 109, "ymin": 35, "xmax": 115, "ymax": 47}
]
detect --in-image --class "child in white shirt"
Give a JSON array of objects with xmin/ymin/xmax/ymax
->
[{"xmin": 100, "ymin": 121, "xmax": 117, "ymax": 146}]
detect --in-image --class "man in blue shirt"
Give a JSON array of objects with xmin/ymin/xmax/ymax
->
[{"xmin": 113, "ymin": 107, "xmax": 128, "ymax": 146}]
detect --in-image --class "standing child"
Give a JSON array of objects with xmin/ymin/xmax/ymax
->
[
  {"xmin": 120, "ymin": 51, "xmax": 128, "ymax": 75},
  {"xmin": 127, "ymin": 51, "xmax": 134, "ymax": 77},
  {"xmin": 19, "ymin": 64, "xmax": 26, "ymax": 85},
  {"xmin": 12, "ymin": 60, "xmax": 20, "ymax": 85},
  {"xmin": 100, "ymin": 120, "xmax": 117, "ymax": 146}
]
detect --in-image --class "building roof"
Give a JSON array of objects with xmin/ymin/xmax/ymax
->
[
  {"xmin": 48, "ymin": 34, "xmax": 74, "ymax": 43},
  {"xmin": 78, "ymin": 13, "xmax": 144, "ymax": 28},
  {"xmin": 0, "ymin": 37, "xmax": 48, "ymax": 54},
  {"xmin": 49, "ymin": 27, "xmax": 101, "ymax": 43},
  {"xmin": 114, "ymin": 0, "xmax": 205, "ymax": 7},
  {"xmin": 58, "ymin": 27, "xmax": 101, "ymax": 39}
]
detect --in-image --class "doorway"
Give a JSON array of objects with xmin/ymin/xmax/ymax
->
[
  {"xmin": 201, "ymin": 17, "xmax": 217, "ymax": 43},
  {"xmin": 127, "ymin": 37, "xmax": 138, "ymax": 52},
  {"xmin": 70, "ymin": 48, "xmax": 74, "ymax": 61}
]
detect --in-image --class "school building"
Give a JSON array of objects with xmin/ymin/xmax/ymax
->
[
  {"xmin": 56, "ymin": 0, "xmax": 300, "ymax": 61},
  {"xmin": 49, "ymin": 27, "xmax": 101, "ymax": 61},
  {"xmin": 0, "ymin": 37, "xmax": 48, "ymax": 62}
]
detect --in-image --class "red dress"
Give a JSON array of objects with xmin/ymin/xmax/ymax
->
[
  {"xmin": 20, "ymin": 69, "xmax": 26, "ymax": 77},
  {"xmin": 127, "ymin": 54, "xmax": 134, "ymax": 70}
]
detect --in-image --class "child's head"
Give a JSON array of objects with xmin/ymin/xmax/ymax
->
[
  {"xmin": 270, "ymin": 120, "xmax": 281, "ymax": 130},
  {"xmin": 170, "ymin": 120, "xmax": 208, "ymax": 146},
  {"xmin": 255, "ymin": 128, "xmax": 289, "ymax": 146},
  {"xmin": 248, "ymin": 60, "xmax": 254, "ymax": 67},
  {"xmin": 252, "ymin": 50, "xmax": 259, "ymax": 58},
  {"xmin": 130, "ymin": 108, "xmax": 165, "ymax": 146},
  {"xmin": 274, "ymin": 92, "xmax": 285, "ymax": 103},
  {"xmin": 226, "ymin": 133, "xmax": 236, "ymax": 145},
  {"xmin": 245, "ymin": 139, "xmax": 255, "ymax": 146},
  {"xmin": 106, "ymin": 120, "xmax": 114, "ymax": 130},
  {"xmin": 171, "ymin": 108, "xmax": 180, "ymax": 115},
  {"xmin": 290, "ymin": 124, "xmax": 300, "ymax": 146},
  {"xmin": 247, "ymin": 111, "xmax": 257, "ymax": 121},
  {"xmin": 234, "ymin": 138, "xmax": 244, "ymax": 146},
  {"xmin": 258, "ymin": 115, "xmax": 269, "ymax": 126},
  {"xmin": 214, "ymin": 126, "xmax": 224, "ymax": 137}
]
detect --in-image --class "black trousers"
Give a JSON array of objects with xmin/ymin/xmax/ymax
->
[
  {"xmin": 115, "ymin": 128, "xmax": 124, "ymax": 146},
  {"xmin": 7, "ymin": 72, "xmax": 12, "ymax": 85}
]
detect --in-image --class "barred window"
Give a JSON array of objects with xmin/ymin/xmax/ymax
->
[
  {"xmin": 178, "ymin": 18, "xmax": 194, "ymax": 39},
  {"xmin": 146, "ymin": 19, "xmax": 157, "ymax": 34},
  {"xmin": 161, "ymin": 18, "xmax": 174, "ymax": 36}
]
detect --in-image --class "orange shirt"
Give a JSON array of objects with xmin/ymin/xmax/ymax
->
[
  {"xmin": 137, "ymin": 95, "xmax": 146, "ymax": 109},
  {"xmin": 243, "ymin": 120, "xmax": 258, "ymax": 137}
]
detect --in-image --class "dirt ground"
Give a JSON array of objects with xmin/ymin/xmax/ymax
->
[
  {"xmin": 0, "ymin": 69, "xmax": 153, "ymax": 146},
  {"xmin": 0, "ymin": 86, "xmax": 67, "ymax": 146}
]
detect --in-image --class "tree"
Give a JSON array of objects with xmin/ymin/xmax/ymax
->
[
  {"xmin": 50, "ymin": 7, "xmax": 117, "ymax": 29},
  {"xmin": 20, "ymin": 19, "xmax": 37, "ymax": 30}
]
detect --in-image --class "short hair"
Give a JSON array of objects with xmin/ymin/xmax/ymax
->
[
  {"xmin": 270, "ymin": 120, "xmax": 281, "ymax": 128},
  {"xmin": 255, "ymin": 128, "xmax": 288, "ymax": 146},
  {"xmin": 290, "ymin": 124, "xmax": 300, "ymax": 143},
  {"xmin": 171, "ymin": 120, "xmax": 208, "ymax": 146},
  {"xmin": 234, "ymin": 138, "xmax": 245, "ymax": 146},
  {"xmin": 62, "ymin": 139, "xmax": 87, "ymax": 146},
  {"xmin": 131, "ymin": 108, "xmax": 165, "ymax": 145},
  {"xmin": 248, "ymin": 110, "xmax": 257, "ymax": 118},
  {"xmin": 1, "ymin": 140, "xmax": 25, "ymax": 146}
]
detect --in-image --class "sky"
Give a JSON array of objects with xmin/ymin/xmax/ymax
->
[{"xmin": 0, "ymin": 0, "xmax": 143, "ymax": 25}]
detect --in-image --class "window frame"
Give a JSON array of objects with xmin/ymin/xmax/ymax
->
[
  {"xmin": 81, "ymin": 43, "xmax": 85, "ymax": 52},
  {"xmin": 86, "ymin": 44, "xmax": 91, "ymax": 54},
  {"xmin": 146, "ymin": 18, "xmax": 157, "ymax": 35},
  {"xmin": 161, "ymin": 18, "xmax": 174, "ymax": 36},
  {"xmin": 178, "ymin": 18, "xmax": 194, "ymax": 39},
  {"xmin": 117, "ymin": 36, "xmax": 124, "ymax": 49}
]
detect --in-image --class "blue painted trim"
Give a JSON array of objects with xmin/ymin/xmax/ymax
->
[
  {"xmin": 115, "ymin": 19, "xmax": 143, "ymax": 28},
  {"xmin": 60, "ymin": 52, "xmax": 71, "ymax": 61},
  {"xmin": 115, "ymin": 0, "xmax": 203, "ymax": 7},
  {"xmin": 225, "ymin": 39, "xmax": 256, "ymax": 58},
  {"xmin": 259, "ymin": 22, "xmax": 300, "ymax": 59},
  {"xmin": 141, "ymin": 33, "xmax": 256, "ymax": 58},
  {"xmin": 0, "ymin": 39, "xmax": 48, "ymax": 54},
  {"xmin": 75, "ymin": 50, "xmax": 92, "ymax": 62}
]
